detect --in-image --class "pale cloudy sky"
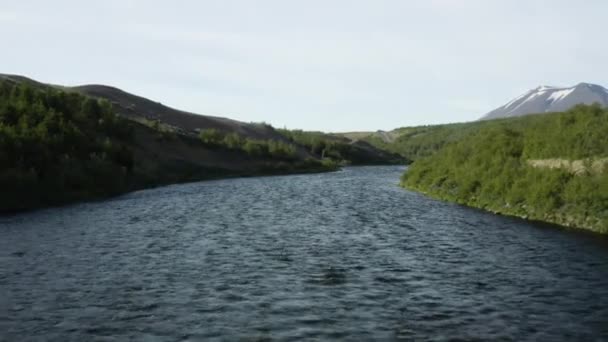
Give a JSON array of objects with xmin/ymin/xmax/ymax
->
[{"xmin": 1, "ymin": 0, "xmax": 606, "ymax": 131}]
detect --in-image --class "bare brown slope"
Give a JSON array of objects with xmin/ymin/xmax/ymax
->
[
  {"xmin": 0, "ymin": 73, "xmax": 53, "ymax": 87},
  {"xmin": 72, "ymin": 84, "xmax": 283, "ymax": 141}
]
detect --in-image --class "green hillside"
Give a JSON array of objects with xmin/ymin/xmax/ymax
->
[
  {"xmin": 278, "ymin": 129, "xmax": 404, "ymax": 165},
  {"xmin": 340, "ymin": 121, "xmax": 507, "ymax": 162},
  {"xmin": 0, "ymin": 80, "xmax": 138, "ymax": 211},
  {"xmin": 401, "ymin": 105, "xmax": 608, "ymax": 233},
  {"xmin": 0, "ymin": 76, "xmax": 406, "ymax": 212},
  {"xmin": 0, "ymin": 80, "xmax": 336, "ymax": 212},
  {"xmin": 365, "ymin": 124, "xmax": 473, "ymax": 160}
]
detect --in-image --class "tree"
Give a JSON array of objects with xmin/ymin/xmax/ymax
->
[
  {"xmin": 223, "ymin": 132, "xmax": 244, "ymax": 149},
  {"xmin": 199, "ymin": 128, "xmax": 224, "ymax": 145}
]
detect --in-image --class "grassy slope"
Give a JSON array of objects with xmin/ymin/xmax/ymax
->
[{"xmin": 400, "ymin": 105, "xmax": 608, "ymax": 233}]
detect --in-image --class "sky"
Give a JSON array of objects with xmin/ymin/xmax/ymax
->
[{"xmin": 1, "ymin": 0, "xmax": 607, "ymax": 132}]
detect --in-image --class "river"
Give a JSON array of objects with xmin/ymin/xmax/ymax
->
[{"xmin": 1, "ymin": 166, "xmax": 607, "ymax": 341}]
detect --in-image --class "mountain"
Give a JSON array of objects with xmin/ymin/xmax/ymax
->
[{"xmin": 481, "ymin": 83, "xmax": 608, "ymax": 120}]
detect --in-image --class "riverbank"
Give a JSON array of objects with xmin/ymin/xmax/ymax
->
[
  {"xmin": 400, "ymin": 105, "xmax": 608, "ymax": 235},
  {"xmin": 402, "ymin": 182, "xmax": 606, "ymax": 234},
  {"xmin": 0, "ymin": 160, "xmax": 339, "ymax": 215}
]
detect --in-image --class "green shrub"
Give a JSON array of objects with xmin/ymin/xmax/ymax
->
[
  {"xmin": 0, "ymin": 80, "xmax": 136, "ymax": 211},
  {"xmin": 402, "ymin": 105, "xmax": 608, "ymax": 232},
  {"xmin": 199, "ymin": 128, "xmax": 224, "ymax": 145}
]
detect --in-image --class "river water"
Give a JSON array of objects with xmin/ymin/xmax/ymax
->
[{"xmin": 1, "ymin": 166, "xmax": 607, "ymax": 341}]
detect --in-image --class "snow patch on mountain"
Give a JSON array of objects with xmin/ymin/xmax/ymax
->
[
  {"xmin": 481, "ymin": 83, "xmax": 608, "ymax": 120},
  {"xmin": 547, "ymin": 88, "xmax": 575, "ymax": 103}
]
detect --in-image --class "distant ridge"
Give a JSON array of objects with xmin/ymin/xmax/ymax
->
[{"xmin": 481, "ymin": 82, "xmax": 608, "ymax": 120}]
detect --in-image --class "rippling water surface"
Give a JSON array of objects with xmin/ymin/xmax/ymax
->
[{"xmin": 1, "ymin": 166, "xmax": 608, "ymax": 341}]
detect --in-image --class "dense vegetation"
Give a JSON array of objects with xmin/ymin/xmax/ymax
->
[
  {"xmin": 361, "ymin": 122, "xmax": 497, "ymax": 162},
  {"xmin": 0, "ymin": 80, "xmax": 135, "ymax": 211},
  {"xmin": 278, "ymin": 129, "xmax": 404, "ymax": 165},
  {"xmin": 402, "ymin": 104, "xmax": 608, "ymax": 233},
  {"xmin": 199, "ymin": 128, "xmax": 298, "ymax": 160}
]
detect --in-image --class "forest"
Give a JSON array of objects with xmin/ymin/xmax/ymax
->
[
  {"xmin": 0, "ymin": 80, "xmax": 136, "ymax": 211},
  {"xmin": 401, "ymin": 104, "xmax": 608, "ymax": 233},
  {"xmin": 199, "ymin": 128, "xmax": 298, "ymax": 160}
]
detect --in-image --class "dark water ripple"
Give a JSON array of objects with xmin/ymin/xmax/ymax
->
[{"xmin": 1, "ymin": 166, "xmax": 608, "ymax": 341}]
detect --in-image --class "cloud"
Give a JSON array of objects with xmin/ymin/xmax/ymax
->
[
  {"xmin": 0, "ymin": 10, "xmax": 19, "ymax": 23},
  {"xmin": 1, "ymin": 0, "xmax": 607, "ymax": 131}
]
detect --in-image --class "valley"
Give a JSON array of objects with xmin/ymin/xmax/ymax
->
[{"xmin": 0, "ymin": 73, "xmax": 605, "ymax": 233}]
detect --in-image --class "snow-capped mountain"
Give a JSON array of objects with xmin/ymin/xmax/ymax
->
[{"xmin": 481, "ymin": 83, "xmax": 608, "ymax": 120}]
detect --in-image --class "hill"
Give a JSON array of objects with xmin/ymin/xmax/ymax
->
[
  {"xmin": 338, "ymin": 83, "xmax": 608, "ymax": 163},
  {"xmin": 72, "ymin": 84, "xmax": 285, "ymax": 142},
  {"xmin": 338, "ymin": 123, "xmax": 491, "ymax": 162},
  {"xmin": 401, "ymin": 104, "xmax": 608, "ymax": 233},
  {"xmin": 0, "ymin": 74, "xmax": 400, "ymax": 212},
  {"xmin": 278, "ymin": 129, "xmax": 403, "ymax": 165}
]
